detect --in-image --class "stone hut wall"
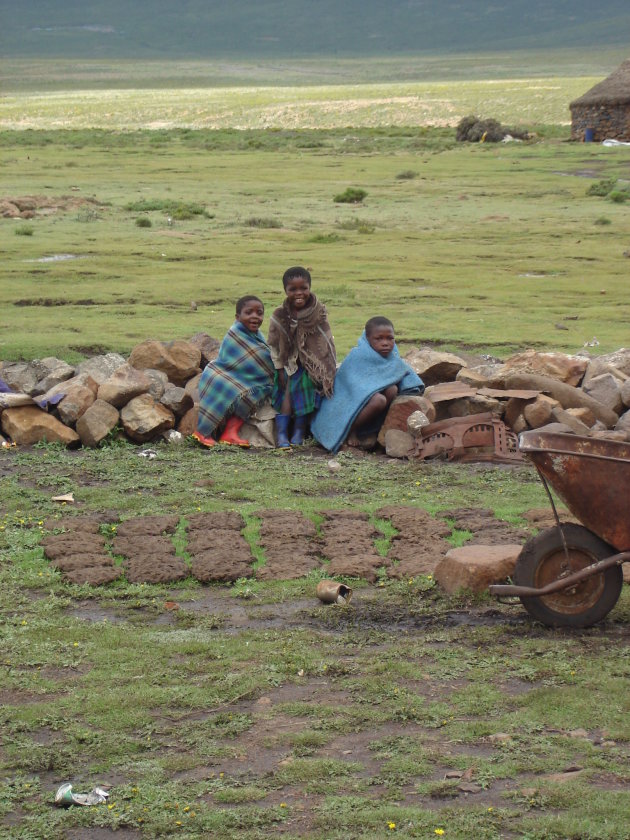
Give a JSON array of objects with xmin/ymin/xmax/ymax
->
[{"xmin": 570, "ymin": 104, "xmax": 630, "ymax": 141}]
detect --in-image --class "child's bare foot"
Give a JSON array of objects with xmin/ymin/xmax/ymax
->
[{"xmin": 345, "ymin": 432, "xmax": 361, "ymax": 447}]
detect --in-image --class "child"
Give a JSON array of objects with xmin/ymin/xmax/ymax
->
[
  {"xmin": 194, "ymin": 295, "xmax": 275, "ymax": 448},
  {"xmin": 267, "ymin": 266, "xmax": 336, "ymax": 447},
  {"xmin": 311, "ymin": 316, "xmax": 424, "ymax": 453}
]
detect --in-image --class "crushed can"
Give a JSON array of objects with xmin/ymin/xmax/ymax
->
[{"xmin": 54, "ymin": 783, "xmax": 110, "ymax": 807}]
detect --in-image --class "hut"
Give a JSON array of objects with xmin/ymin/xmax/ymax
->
[{"xmin": 570, "ymin": 59, "xmax": 630, "ymax": 142}]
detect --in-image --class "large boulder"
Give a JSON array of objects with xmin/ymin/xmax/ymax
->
[
  {"xmin": 377, "ymin": 395, "xmax": 435, "ymax": 446},
  {"xmin": 499, "ymin": 349, "xmax": 588, "ymax": 386},
  {"xmin": 144, "ymin": 369, "xmax": 169, "ymax": 401},
  {"xmin": 0, "ymin": 362, "xmax": 40, "ymax": 395},
  {"xmin": 120, "ymin": 394, "xmax": 175, "ymax": 443},
  {"xmin": 188, "ymin": 332, "xmax": 220, "ymax": 366},
  {"xmin": 581, "ymin": 373, "xmax": 623, "ymax": 415},
  {"xmin": 177, "ymin": 405, "xmax": 198, "ymax": 436},
  {"xmin": 56, "ymin": 379, "xmax": 98, "ymax": 426},
  {"xmin": 435, "ymin": 544, "xmax": 522, "ymax": 594},
  {"xmin": 1, "ymin": 405, "xmax": 80, "ymax": 447},
  {"xmin": 160, "ymin": 385, "xmax": 194, "ymax": 417},
  {"xmin": 582, "ymin": 349, "xmax": 630, "ymax": 385},
  {"xmin": 403, "ymin": 348, "xmax": 465, "ymax": 386},
  {"xmin": 76, "ymin": 400, "xmax": 120, "ymax": 447},
  {"xmin": 129, "ymin": 339, "xmax": 201, "ymax": 387},
  {"xmin": 97, "ymin": 363, "xmax": 151, "ymax": 408},
  {"xmin": 523, "ymin": 394, "xmax": 558, "ymax": 429},
  {"xmin": 30, "ymin": 357, "xmax": 76, "ymax": 396},
  {"xmin": 74, "ymin": 353, "xmax": 127, "ymax": 385}
]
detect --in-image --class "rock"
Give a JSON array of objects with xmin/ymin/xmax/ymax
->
[
  {"xmin": 144, "ymin": 368, "xmax": 169, "ymax": 400},
  {"xmin": 120, "ymin": 394, "xmax": 175, "ymax": 443},
  {"xmin": 434, "ymin": 544, "xmax": 522, "ymax": 594},
  {"xmin": 488, "ymin": 733, "xmax": 513, "ymax": 744},
  {"xmin": 1, "ymin": 405, "xmax": 80, "ymax": 447},
  {"xmin": 97, "ymin": 363, "xmax": 151, "ymax": 408},
  {"xmin": 523, "ymin": 395, "xmax": 557, "ymax": 429},
  {"xmin": 0, "ymin": 362, "xmax": 39, "ymax": 395},
  {"xmin": 535, "ymin": 422, "xmax": 577, "ymax": 435},
  {"xmin": 56, "ymin": 381, "xmax": 97, "ymax": 426},
  {"xmin": 177, "ymin": 406, "xmax": 198, "ymax": 436},
  {"xmin": 30, "ymin": 357, "xmax": 76, "ymax": 395},
  {"xmin": 567, "ymin": 728, "xmax": 589, "ymax": 739},
  {"xmin": 448, "ymin": 394, "xmax": 503, "ymax": 418},
  {"xmin": 614, "ymin": 409, "xmax": 630, "ymax": 435},
  {"xmin": 128, "ymin": 339, "xmax": 201, "ymax": 386},
  {"xmin": 621, "ymin": 379, "xmax": 630, "ymax": 409},
  {"xmin": 550, "ymin": 407, "xmax": 591, "ymax": 436},
  {"xmin": 499, "ymin": 349, "xmax": 588, "ymax": 386},
  {"xmin": 184, "ymin": 372, "xmax": 202, "ymax": 405},
  {"xmin": 565, "ymin": 406, "xmax": 596, "ymax": 428},
  {"xmin": 384, "ymin": 429, "xmax": 416, "ymax": 458},
  {"xmin": 582, "ymin": 373, "xmax": 623, "ymax": 415},
  {"xmin": 160, "ymin": 385, "xmax": 194, "ymax": 417},
  {"xmin": 377, "ymin": 395, "xmax": 435, "ymax": 445},
  {"xmin": 582, "ymin": 349, "xmax": 630, "ymax": 384},
  {"xmin": 403, "ymin": 347, "xmax": 465, "ymax": 386},
  {"xmin": 74, "ymin": 353, "xmax": 127, "ymax": 385},
  {"xmin": 189, "ymin": 332, "xmax": 221, "ymax": 366},
  {"xmin": 327, "ymin": 459, "xmax": 342, "ymax": 473},
  {"xmin": 76, "ymin": 400, "xmax": 120, "ymax": 447},
  {"xmin": 491, "ymin": 373, "xmax": 618, "ymax": 428},
  {"xmin": 590, "ymin": 430, "xmax": 629, "ymax": 442},
  {"xmin": 407, "ymin": 410, "xmax": 430, "ymax": 435},
  {"xmin": 456, "ymin": 367, "xmax": 490, "ymax": 387}
]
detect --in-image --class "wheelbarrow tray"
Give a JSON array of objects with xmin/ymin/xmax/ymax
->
[{"xmin": 519, "ymin": 430, "xmax": 630, "ymax": 552}]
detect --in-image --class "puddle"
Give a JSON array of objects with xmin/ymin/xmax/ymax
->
[{"xmin": 26, "ymin": 254, "xmax": 81, "ymax": 263}]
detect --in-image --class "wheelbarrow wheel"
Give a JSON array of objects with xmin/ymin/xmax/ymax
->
[{"xmin": 514, "ymin": 523, "xmax": 623, "ymax": 628}]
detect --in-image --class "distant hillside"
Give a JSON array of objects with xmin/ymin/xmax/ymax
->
[{"xmin": 2, "ymin": 1, "xmax": 630, "ymax": 59}]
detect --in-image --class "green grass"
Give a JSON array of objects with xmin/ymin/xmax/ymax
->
[
  {"xmin": 2, "ymin": 124, "xmax": 630, "ymax": 362},
  {"xmin": 1, "ymin": 440, "xmax": 630, "ymax": 838}
]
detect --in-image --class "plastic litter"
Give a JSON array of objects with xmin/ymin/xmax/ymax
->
[
  {"xmin": 137, "ymin": 449, "xmax": 157, "ymax": 459},
  {"xmin": 54, "ymin": 783, "xmax": 111, "ymax": 807}
]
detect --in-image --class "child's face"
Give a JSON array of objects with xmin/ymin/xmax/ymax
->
[
  {"xmin": 285, "ymin": 276, "xmax": 311, "ymax": 310},
  {"xmin": 236, "ymin": 300, "xmax": 264, "ymax": 332},
  {"xmin": 367, "ymin": 326, "xmax": 395, "ymax": 357}
]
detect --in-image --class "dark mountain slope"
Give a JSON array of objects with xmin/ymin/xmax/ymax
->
[{"xmin": 2, "ymin": 1, "xmax": 629, "ymax": 59}]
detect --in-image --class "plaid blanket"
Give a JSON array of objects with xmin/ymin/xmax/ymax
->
[
  {"xmin": 271, "ymin": 365, "xmax": 322, "ymax": 417},
  {"xmin": 197, "ymin": 322, "xmax": 274, "ymax": 437},
  {"xmin": 311, "ymin": 332, "xmax": 424, "ymax": 453}
]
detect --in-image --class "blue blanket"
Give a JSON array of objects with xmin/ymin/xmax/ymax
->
[{"xmin": 310, "ymin": 333, "xmax": 424, "ymax": 453}]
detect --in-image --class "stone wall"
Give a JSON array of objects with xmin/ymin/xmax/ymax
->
[{"xmin": 570, "ymin": 104, "xmax": 630, "ymax": 142}]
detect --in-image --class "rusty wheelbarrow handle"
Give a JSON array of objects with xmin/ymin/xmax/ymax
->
[{"xmin": 489, "ymin": 551, "xmax": 630, "ymax": 598}]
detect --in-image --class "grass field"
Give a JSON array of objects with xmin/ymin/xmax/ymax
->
[{"xmin": 2, "ymin": 55, "xmax": 630, "ymax": 839}]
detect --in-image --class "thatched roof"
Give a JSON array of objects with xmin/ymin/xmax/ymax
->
[{"xmin": 570, "ymin": 59, "xmax": 630, "ymax": 108}]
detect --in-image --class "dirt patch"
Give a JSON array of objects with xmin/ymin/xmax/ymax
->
[
  {"xmin": 116, "ymin": 515, "xmax": 179, "ymax": 537},
  {"xmin": 440, "ymin": 507, "xmax": 531, "ymax": 544},
  {"xmin": 256, "ymin": 510, "xmax": 322, "ymax": 580},
  {"xmin": 0, "ymin": 194, "xmax": 105, "ymax": 219},
  {"xmin": 42, "ymin": 533, "xmax": 107, "ymax": 559},
  {"xmin": 125, "ymin": 556, "xmax": 189, "ymax": 584},
  {"xmin": 186, "ymin": 511, "xmax": 245, "ymax": 531}
]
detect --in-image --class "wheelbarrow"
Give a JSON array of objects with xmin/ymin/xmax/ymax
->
[{"xmin": 489, "ymin": 430, "xmax": 630, "ymax": 627}]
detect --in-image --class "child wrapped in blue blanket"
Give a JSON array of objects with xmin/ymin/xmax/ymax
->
[{"xmin": 311, "ymin": 316, "xmax": 424, "ymax": 453}]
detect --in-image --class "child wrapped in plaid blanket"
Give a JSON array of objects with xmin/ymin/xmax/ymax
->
[{"xmin": 195, "ymin": 296, "xmax": 275, "ymax": 447}]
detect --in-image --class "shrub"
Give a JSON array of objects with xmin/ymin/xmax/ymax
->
[
  {"xmin": 334, "ymin": 187, "xmax": 367, "ymax": 204},
  {"xmin": 396, "ymin": 170, "xmax": 418, "ymax": 180},
  {"xmin": 337, "ymin": 218, "xmax": 376, "ymax": 233},
  {"xmin": 608, "ymin": 189, "xmax": 629, "ymax": 204},
  {"xmin": 594, "ymin": 217, "xmax": 612, "ymax": 225},
  {"xmin": 455, "ymin": 114, "xmax": 528, "ymax": 143},
  {"xmin": 308, "ymin": 233, "xmax": 343, "ymax": 243},
  {"xmin": 135, "ymin": 216, "xmax": 152, "ymax": 228},
  {"xmin": 586, "ymin": 178, "xmax": 616, "ymax": 197},
  {"xmin": 14, "ymin": 224, "xmax": 34, "ymax": 236},
  {"xmin": 244, "ymin": 217, "xmax": 282, "ymax": 228}
]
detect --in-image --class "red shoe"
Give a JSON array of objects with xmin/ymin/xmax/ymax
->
[
  {"xmin": 192, "ymin": 430, "xmax": 217, "ymax": 447},
  {"xmin": 219, "ymin": 416, "xmax": 250, "ymax": 447}
]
